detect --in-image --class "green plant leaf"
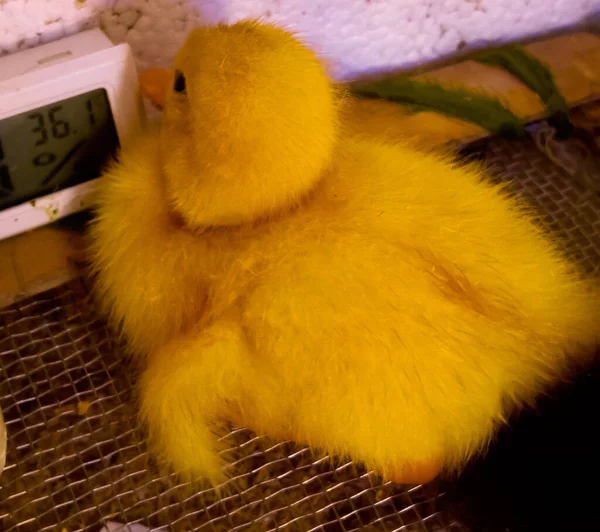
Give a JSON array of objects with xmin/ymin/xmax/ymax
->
[
  {"xmin": 350, "ymin": 76, "xmax": 526, "ymax": 138},
  {"xmin": 473, "ymin": 44, "xmax": 571, "ymax": 137}
]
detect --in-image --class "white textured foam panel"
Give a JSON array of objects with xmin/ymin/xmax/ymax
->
[{"xmin": 0, "ymin": 0, "xmax": 598, "ymax": 80}]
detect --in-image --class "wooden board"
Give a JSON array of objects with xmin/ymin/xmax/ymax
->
[
  {"xmin": 2, "ymin": 31, "xmax": 600, "ymax": 308},
  {"xmin": 0, "ymin": 226, "xmax": 86, "ymax": 308}
]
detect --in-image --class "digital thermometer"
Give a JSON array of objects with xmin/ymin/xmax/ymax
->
[{"xmin": 0, "ymin": 29, "xmax": 145, "ymax": 240}]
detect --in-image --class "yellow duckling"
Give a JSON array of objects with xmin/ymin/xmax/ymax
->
[{"xmin": 89, "ymin": 21, "xmax": 599, "ymax": 486}]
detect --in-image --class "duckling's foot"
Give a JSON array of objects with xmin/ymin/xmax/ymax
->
[{"xmin": 386, "ymin": 458, "xmax": 442, "ymax": 485}]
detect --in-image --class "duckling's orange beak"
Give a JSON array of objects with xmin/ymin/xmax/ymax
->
[{"xmin": 139, "ymin": 68, "xmax": 173, "ymax": 110}]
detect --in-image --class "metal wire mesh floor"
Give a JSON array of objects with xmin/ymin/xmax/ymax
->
[{"xmin": 2, "ymin": 104, "xmax": 600, "ymax": 532}]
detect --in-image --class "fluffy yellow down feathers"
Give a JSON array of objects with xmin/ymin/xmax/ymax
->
[{"xmin": 89, "ymin": 21, "xmax": 599, "ymax": 486}]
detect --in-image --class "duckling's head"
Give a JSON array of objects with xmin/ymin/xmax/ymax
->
[{"xmin": 140, "ymin": 21, "xmax": 338, "ymax": 228}]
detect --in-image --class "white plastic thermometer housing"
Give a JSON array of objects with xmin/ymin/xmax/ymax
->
[{"xmin": 0, "ymin": 29, "xmax": 145, "ymax": 240}]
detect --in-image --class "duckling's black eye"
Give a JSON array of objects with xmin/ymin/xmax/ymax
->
[{"xmin": 173, "ymin": 70, "xmax": 186, "ymax": 94}]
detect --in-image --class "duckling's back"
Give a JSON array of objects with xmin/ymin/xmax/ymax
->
[{"xmin": 234, "ymin": 136, "xmax": 599, "ymax": 480}]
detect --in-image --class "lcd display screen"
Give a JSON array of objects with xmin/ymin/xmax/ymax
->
[{"xmin": 0, "ymin": 88, "xmax": 119, "ymax": 211}]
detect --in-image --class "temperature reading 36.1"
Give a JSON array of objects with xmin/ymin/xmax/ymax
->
[{"xmin": 0, "ymin": 88, "xmax": 120, "ymax": 212}]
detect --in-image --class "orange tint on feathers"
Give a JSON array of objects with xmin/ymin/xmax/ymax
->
[{"xmin": 89, "ymin": 21, "xmax": 600, "ymax": 486}]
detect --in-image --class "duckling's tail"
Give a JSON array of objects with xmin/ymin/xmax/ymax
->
[{"xmin": 138, "ymin": 322, "xmax": 250, "ymax": 486}]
